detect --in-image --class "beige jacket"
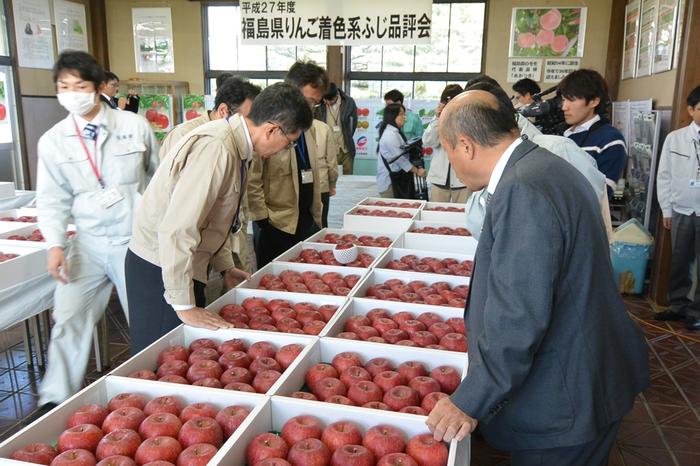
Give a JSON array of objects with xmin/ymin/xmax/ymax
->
[
  {"xmin": 313, "ymin": 120, "xmax": 339, "ymax": 193},
  {"xmin": 158, "ymin": 113, "xmax": 211, "ymax": 160},
  {"xmin": 248, "ymin": 121, "xmax": 324, "ymax": 234},
  {"xmin": 129, "ymin": 116, "xmax": 251, "ymax": 306}
]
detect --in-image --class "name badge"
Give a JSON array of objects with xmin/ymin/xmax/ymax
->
[
  {"xmin": 97, "ymin": 187, "xmax": 125, "ymax": 209},
  {"xmin": 690, "ymin": 180, "xmax": 700, "ymax": 189},
  {"xmin": 332, "ymin": 125, "xmax": 341, "ymax": 133},
  {"xmin": 301, "ymin": 169, "xmax": 314, "ymax": 184}
]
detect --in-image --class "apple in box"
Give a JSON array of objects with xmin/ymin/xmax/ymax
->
[
  {"xmin": 281, "ymin": 415, "xmax": 323, "ymax": 446},
  {"xmin": 134, "ymin": 436, "xmax": 182, "ymax": 465},
  {"xmin": 102, "ymin": 407, "xmax": 145, "ymax": 434},
  {"xmin": 68, "ymin": 404, "xmax": 110, "ymax": 428},
  {"xmin": 246, "ymin": 432, "xmax": 290, "ymax": 465},
  {"xmin": 107, "ymin": 393, "xmax": 146, "ymax": 412},
  {"xmin": 178, "ymin": 416, "xmax": 223, "ymax": 448},
  {"xmin": 363, "ymin": 424, "xmax": 406, "ymax": 459},
  {"xmin": 180, "ymin": 403, "xmax": 218, "ymax": 423},
  {"xmin": 288, "ymin": 438, "xmax": 331, "ymax": 466},
  {"xmin": 177, "ymin": 443, "xmax": 218, "ymax": 466},
  {"xmin": 216, "ymin": 405, "xmax": 251, "ymax": 437},
  {"xmin": 331, "ymin": 444, "xmax": 375, "ymax": 466},
  {"xmin": 406, "ymin": 433, "xmax": 449, "ymax": 466},
  {"xmin": 50, "ymin": 449, "xmax": 96, "ymax": 466},
  {"xmin": 139, "ymin": 413, "xmax": 182, "ymax": 439},
  {"xmin": 10, "ymin": 443, "xmax": 57, "ymax": 464},
  {"xmin": 95, "ymin": 429, "xmax": 141, "ymax": 460}
]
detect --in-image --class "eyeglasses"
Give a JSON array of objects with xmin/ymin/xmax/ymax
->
[
  {"xmin": 276, "ymin": 124, "xmax": 298, "ymax": 149},
  {"xmin": 306, "ymin": 97, "xmax": 321, "ymax": 109}
]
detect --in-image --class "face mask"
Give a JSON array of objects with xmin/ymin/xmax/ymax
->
[{"xmin": 57, "ymin": 91, "xmax": 96, "ymax": 116}]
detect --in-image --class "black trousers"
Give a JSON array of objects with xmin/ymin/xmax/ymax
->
[
  {"xmin": 510, "ymin": 421, "xmax": 621, "ymax": 466},
  {"xmin": 253, "ymin": 219, "xmax": 319, "ymax": 269},
  {"xmin": 321, "ymin": 192, "xmax": 330, "ymax": 228},
  {"xmin": 669, "ymin": 212, "xmax": 700, "ymax": 317},
  {"xmin": 125, "ymin": 249, "xmax": 206, "ymax": 354}
]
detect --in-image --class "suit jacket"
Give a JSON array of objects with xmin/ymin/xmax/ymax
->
[
  {"xmin": 100, "ymin": 94, "xmax": 118, "ymax": 109},
  {"xmin": 315, "ymin": 89, "xmax": 358, "ymax": 158},
  {"xmin": 451, "ymin": 139, "xmax": 649, "ymax": 450}
]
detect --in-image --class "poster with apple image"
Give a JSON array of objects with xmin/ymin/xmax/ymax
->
[
  {"xmin": 409, "ymin": 99, "xmax": 438, "ymax": 157},
  {"xmin": 0, "ymin": 74, "xmax": 10, "ymax": 144},
  {"xmin": 353, "ymin": 99, "xmax": 384, "ymax": 160},
  {"xmin": 139, "ymin": 94, "xmax": 173, "ymax": 132},
  {"xmin": 182, "ymin": 95, "xmax": 206, "ymax": 121},
  {"xmin": 509, "ymin": 7, "xmax": 588, "ymax": 58}
]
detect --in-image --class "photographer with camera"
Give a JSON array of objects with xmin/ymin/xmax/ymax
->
[
  {"xmin": 512, "ymin": 78, "xmax": 541, "ymax": 108},
  {"xmin": 377, "ymin": 104, "xmax": 425, "ymax": 199}
]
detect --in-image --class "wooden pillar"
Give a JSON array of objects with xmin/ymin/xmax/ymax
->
[
  {"xmin": 89, "ymin": 0, "xmax": 110, "ymax": 70},
  {"xmin": 326, "ymin": 46, "xmax": 343, "ymax": 87},
  {"xmin": 604, "ymin": 0, "xmax": 627, "ymax": 100},
  {"xmin": 648, "ymin": 0, "xmax": 700, "ymax": 306}
]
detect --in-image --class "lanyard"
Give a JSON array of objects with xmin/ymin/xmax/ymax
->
[
  {"xmin": 72, "ymin": 117, "xmax": 104, "ymax": 188},
  {"xmin": 296, "ymin": 132, "xmax": 309, "ymax": 168}
]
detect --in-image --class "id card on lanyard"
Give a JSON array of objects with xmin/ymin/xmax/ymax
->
[
  {"xmin": 690, "ymin": 140, "xmax": 700, "ymax": 188},
  {"xmin": 297, "ymin": 133, "xmax": 314, "ymax": 185},
  {"xmin": 73, "ymin": 118, "xmax": 124, "ymax": 208}
]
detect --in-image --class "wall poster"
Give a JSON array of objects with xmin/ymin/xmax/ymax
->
[
  {"xmin": 507, "ymin": 58, "xmax": 543, "ymax": 83},
  {"xmin": 132, "ymin": 7, "xmax": 175, "ymax": 73},
  {"xmin": 54, "ymin": 0, "xmax": 89, "ymax": 53},
  {"xmin": 652, "ymin": 0, "xmax": 678, "ymax": 73},
  {"xmin": 509, "ymin": 7, "xmax": 587, "ymax": 58},
  {"xmin": 12, "ymin": 0, "xmax": 54, "ymax": 69},
  {"xmin": 621, "ymin": 0, "xmax": 641, "ymax": 79},
  {"xmin": 635, "ymin": 0, "xmax": 658, "ymax": 78}
]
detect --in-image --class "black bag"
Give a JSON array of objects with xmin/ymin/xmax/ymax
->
[{"xmin": 379, "ymin": 151, "xmax": 416, "ymax": 199}]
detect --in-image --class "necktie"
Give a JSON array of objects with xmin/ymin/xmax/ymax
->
[
  {"xmin": 484, "ymin": 191, "xmax": 493, "ymax": 208},
  {"xmin": 83, "ymin": 123, "xmax": 98, "ymax": 141}
]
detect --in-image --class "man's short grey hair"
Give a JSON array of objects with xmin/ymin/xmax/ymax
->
[
  {"xmin": 248, "ymin": 83, "xmax": 313, "ymax": 134},
  {"xmin": 440, "ymin": 99, "xmax": 518, "ymax": 148}
]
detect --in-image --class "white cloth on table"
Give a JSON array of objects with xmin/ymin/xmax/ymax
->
[
  {"xmin": 0, "ymin": 272, "xmax": 55, "ymax": 331},
  {"xmin": 0, "ymin": 191, "xmax": 37, "ymax": 210}
]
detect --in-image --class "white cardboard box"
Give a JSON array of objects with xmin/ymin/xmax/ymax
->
[
  {"xmin": 374, "ymin": 247, "xmax": 474, "ymax": 277},
  {"xmin": 219, "ymin": 395, "xmax": 470, "ymax": 465},
  {"xmin": 350, "ymin": 269, "xmax": 470, "ymax": 305},
  {"xmin": 304, "ymin": 227, "xmax": 403, "ymax": 248},
  {"xmin": 0, "ymin": 376, "xmax": 267, "ymax": 466},
  {"xmin": 0, "ymin": 182, "xmax": 15, "ymax": 199},
  {"xmin": 404, "ymin": 221, "xmax": 478, "ymax": 254},
  {"xmin": 239, "ymin": 262, "xmax": 369, "ymax": 296},
  {"xmin": 109, "ymin": 326, "xmax": 317, "ymax": 396},
  {"xmin": 357, "ymin": 196, "xmax": 426, "ymax": 209},
  {"xmin": 0, "ymin": 222, "xmax": 36, "ymax": 236},
  {"xmin": 419, "ymin": 201, "xmax": 467, "ymax": 224},
  {"xmin": 274, "ymin": 337, "xmax": 468, "ymax": 398},
  {"xmin": 323, "ymin": 297, "xmax": 465, "ymax": 344},
  {"xmin": 273, "ymin": 242, "xmax": 388, "ymax": 269},
  {"xmin": 0, "ymin": 224, "xmax": 76, "ymax": 246},
  {"xmin": 0, "ymin": 240, "xmax": 47, "ymax": 290},
  {"xmin": 0, "ymin": 209, "xmax": 38, "ymax": 222},
  {"xmin": 343, "ymin": 205, "xmax": 418, "ymax": 233}
]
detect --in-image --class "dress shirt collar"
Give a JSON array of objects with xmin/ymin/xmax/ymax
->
[
  {"xmin": 564, "ymin": 113, "xmax": 601, "ymax": 137},
  {"xmin": 691, "ymin": 121, "xmax": 700, "ymax": 141},
  {"xmin": 238, "ymin": 114, "xmax": 254, "ymax": 162},
  {"xmin": 74, "ymin": 104, "xmax": 105, "ymax": 131},
  {"xmin": 486, "ymin": 137, "xmax": 523, "ymax": 196}
]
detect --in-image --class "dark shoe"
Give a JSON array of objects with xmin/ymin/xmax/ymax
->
[
  {"xmin": 654, "ymin": 310, "xmax": 685, "ymax": 321},
  {"xmin": 685, "ymin": 316, "xmax": 700, "ymax": 331}
]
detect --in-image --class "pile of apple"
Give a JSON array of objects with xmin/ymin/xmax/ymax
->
[
  {"xmin": 247, "ymin": 415, "xmax": 448, "ymax": 466},
  {"xmin": 0, "ymin": 252, "xmax": 19, "ymax": 263},
  {"xmin": 364, "ymin": 201, "xmax": 422, "ymax": 209},
  {"xmin": 10, "ymin": 393, "xmax": 251, "ymax": 466},
  {"xmin": 336, "ymin": 308, "xmax": 467, "ymax": 352},
  {"xmin": 286, "ymin": 352, "xmax": 461, "ymax": 417},
  {"xmin": 362, "ymin": 279, "xmax": 468, "ymax": 308},
  {"xmin": 287, "ymin": 248, "xmax": 375, "ymax": 268},
  {"xmin": 424, "ymin": 206, "xmax": 464, "ymax": 213},
  {"xmin": 6, "ymin": 228, "xmax": 45, "ymax": 242},
  {"xmin": 384, "ymin": 255, "xmax": 473, "ymax": 277},
  {"xmin": 316, "ymin": 233, "xmax": 393, "ymax": 248},
  {"xmin": 218, "ymin": 298, "xmax": 338, "ymax": 334},
  {"xmin": 127, "ymin": 338, "xmax": 305, "ymax": 393},
  {"xmin": 352, "ymin": 209, "xmax": 413, "ymax": 219},
  {"xmin": 409, "ymin": 227, "xmax": 470, "ymax": 236},
  {"xmin": 0, "ymin": 215, "xmax": 37, "ymax": 222},
  {"xmin": 256, "ymin": 271, "xmax": 361, "ymax": 296}
]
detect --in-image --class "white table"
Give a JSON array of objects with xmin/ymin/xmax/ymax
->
[{"xmin": 0, "ymin": 190, "xmax": 36, "ymax": 210}]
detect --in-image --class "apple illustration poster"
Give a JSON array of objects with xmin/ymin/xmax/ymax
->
[
  {"xmin": 410, "ymin": 100, "xmax": 437, "ymax": 155},
  {"xmin": 509, "ymin": 7, "xmax": 588, "ymax": 58},
  {"xmin": 0, "ymin": 73, "xmax": 10, "ymax": 144},
  {"xmin": 182, "ymin": 95, "xmax": 206, "ymax": 121},
  {"xmin": 353, "ymin": 99, "xmax": 385, "ymax": 160},
  {"xmin": 132, "ymin": 7, "xmax": 175, "ymax": 73},
  {"xmin": 139, "ymin": 95, "xmax": 173, "ymax": 132}
]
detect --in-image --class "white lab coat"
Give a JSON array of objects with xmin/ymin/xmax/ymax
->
[
  {"xmin": 656, "ymin": 123, "xmax": 700, "ymax": 218},
  {"xmin": 36, "ymin": 104, "xmax": 158, "ymax": 405}
]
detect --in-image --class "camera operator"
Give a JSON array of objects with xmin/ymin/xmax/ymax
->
[
  {"xmin": 377, "ymin": 103, "xmax": 425, "ymax": 199},
  {"xmin": 512, "ymin": 78, "xmax": 541, "ymax": 108}
]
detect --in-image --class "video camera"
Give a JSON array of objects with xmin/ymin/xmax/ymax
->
[
  {"xmin": 401, "ymin": 137, "xmax": 425, "ymax": 169},
  {"xmin": 518, "ymin": 86, "xmax": 568, "ymax": 135}
]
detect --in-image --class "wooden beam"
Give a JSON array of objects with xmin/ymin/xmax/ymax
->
[
  {"xmin": 89, "ymin": 0, "xmax": 110, "ymax": 70},
  {"xmin": 605, "ymin": 0, "xmax": 627, "ymax": 100},
  {"xmin": 326, "ymin": 46, "xmax": 343, "ymax": 87}
]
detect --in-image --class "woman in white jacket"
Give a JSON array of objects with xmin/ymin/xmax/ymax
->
[{"xmin": 424, "ymin": 84, "xmax": 470, "ymax": 203}]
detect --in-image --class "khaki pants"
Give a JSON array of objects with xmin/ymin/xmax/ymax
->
[
  {"xmin": 431, "ymin": 185, "xmax": 471, "ymax": 203},
  {"xmin": 231, "ymin": 197, "xmax": 252, "ymax": 273},
  {"xmin": 338, "ymin": 150, "xmax": 354, "ymax": 175}
]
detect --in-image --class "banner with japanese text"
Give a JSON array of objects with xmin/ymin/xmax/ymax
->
[{"xmin": 240, "ymin": 0, "xmax": 432, "ymax": 45}]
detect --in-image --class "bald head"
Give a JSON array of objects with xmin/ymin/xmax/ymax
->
[{"xmin": 440, "ymin": 90, "xmax": 518, "ymax": 149}]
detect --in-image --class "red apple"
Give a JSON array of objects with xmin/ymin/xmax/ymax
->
[
  {"xmin": 139, "ymin": 413, "xmax": 182, "ymax": 439},
  {"xmin": 176, "ymin": 443, "xmax": 217, "ymax": 466},
  {"xmin": 188, "ymin": 338, "xmax": 218, "ymax": 352},
  {"xmin": 326, "ymin": 395, "xmax": 354, "ymax": 406},
  {"xmin": 289, "ymin": 391, "xmax": 318, "ymax": 401},
  {"xmin": 249, "ymin": 357, "xmax": 282, "ymax": 376},
  {"xmin": 287, "ymin": 438, "xmax": 330, "ymax": 466},
  {"xmin": 281, "ymin": 415, "xmax": 323, "ymax": 446},
  {"xmin": 321, "ymin": 421, "xmax": 362, "ymax": 453},
  {"xmin": 254, "ymin": 459, "xmax": 292, "ymax": 466},
  {"xmin": 220, "ymin": 367, "xmax": 252, "ymax": 385},
  {"xmin": 11, "ymin": 443, "xmax": 57, "ymax": 464},
  {"xmin": 397, "ymin": 361, "xmax": 427, "ymax": 381},
  {"xmin": 331, "ymin": 352, "xmax": 363, "ymax": 374},
  {"xmin": 421, "ymin": 392, "xmax": 449, "ymax": 413},
  {"xmin": 128, "ymin": 370, "xmax": 157, "ymax": 381},
  {"xmin": 95, "ymin": 429, "xmax": 141, "ymax": 460},
  {"xmin": 178, "ymin": 417, "xmax": 223, "ymax": 448},
  {"xmin": 399, "ymin": 406, "xmax": 427, "ymax": 416},
  {"xmin": 362, "ymin": 401, "xmax": 390, "ymax": 411},
  {"xmin": 399, "ymin": 320, "xmax": 426, "ymax": 336},
  {"xmin": 383, "ymin": 329, "xmax": 409, "ymax": 344},
  {"xmin": 373, "ymin": 371, "xmax": 406, "ymax": 393},
  {"xmin": 440, "ymin": 333, "xmax": 467, "ymax": 352},
  {"xmin": 102, "ymin": 407, "xmax": 145, "ymax": 434},
  {"xmin": 186, "ymin": 360, "xmax": 223, "ymax": 383},
  {"xmin": 330, "ymin": 444, "xmax": 375, "ymax": 466},
  {"xmin": 345, "ymin": 316, "xmax": 371, "ymax": 333},
  {"xmin": 180, "ymin": 403, "xmax": 218, "ymax": 423},
  {"xmin": 313, "ymin": 377, "xmax": 347, "ymax": 401},
  {"xmin": 215, "ymin": 405, "xmax": 250, "ymax": 438},
  {"xmin": 340, "ymin": 366, "xmax": 371, "ymax": 387},
  {"xmin": 248, "ymin": 341, "xmax": 277, "ymax": 360},
  {"xmin": 96, "ymin": 455, "xmax": 136, "ymax": 466},
  {"xmin": 409, "ymin": 376, "xmax": 441, "ymax": 399},
  {"xmin": 365, "ymin": 358, "xmax": 394, "ymax": 378},
  {"xmin": 217, "ymin": 338, "xmax": 247, "ymax": 354},
  {"xmin": 242, "ymin": 297, "xmax": 268, "ymax": 311},
  {"xmin": 430, "ymin": 366, "xmax": 461, "ymax": 395},
  {"xmin": 427, "ymin": 323, "xmax": 452, "ymax": 340},
  {"xmin": 157, "ymin": 346, "xmax": 189, "ymax": 365},
  {"xmin": 224, "ymin": 382, "xmax": 256, "ymax": 393},
  {"xmin": 336, "ymin": 332, "xmax": 358, "ymax": 340},
  {"xmin": 134, "ymin": 436, "xmax": 182, "ymax": 465},
  {"xmin": 218, "ymin": 350, "xmax": 252, "ymax": 370},
  {"xmin": 275, "ymin": 343, "xmax": 304, "ymax": 370},
  {"xmin": 318, "ymin": 305, "xmax": 338, "ymax": 322},
  {"xmin": 372, "ymin": 318, "xmax": 398, "ymax": 335},
  {"xmin": 158, "ymin": 375, "xmax": 188, "ymax": 384},
  {"xmin": 253, "ymin": 369, "xmax": 282, "ymax": 393},
  {"xmin": 377, "ymin": 452, "xmax": 419, "ymax": 466},
  {"xmin": 107, "ymin": 393, "xmax": 146, "ymax": 412},
  {"xmin": 383, "ymin": 386, "xmax": 420, "ymax": 411},
  {"xmin": 363, "ymin": 424, "xmax": 405, "ymax": 458},
  {"xmin": 246, "ymin": 433, "xmax": 289, "ymax": 465},
  {"xmin": 347, "ymin": 380, "xmax": 383, "ymax": 405},
  {"xmin": 305, "ymin": 363, "xmax": 339, "ymax": 390},
  {"xmin": 156, "ymin": 360, "xmax": 189, "ymax": 378},
  {"xmin": 445, "ymin": 318, "xmax": 465, "ymax": 335},
  {"xmin": 144, "ymin": 396, "xmax": 182, "ymax": 417},
  {"xmin": 50, "ymin": 449, "xmax": 96, "ymax": 466},
  {"xmin": 68, "ymin": 405, "xmax": 110, "ymax": 428},
  {"xmin": 303, "ymin": 320, "xmax": 326, "ymax": 335},
  {"xmin": 58, "ymin": 424, "xmax": 104, "ymax": 453},
  {"xmin": 406, "ymin": 434, "xmax": 448, "ymax": 466},
  {"xmin": 277, "ymin": 317, "xmax": 303, "ymax": 332}
]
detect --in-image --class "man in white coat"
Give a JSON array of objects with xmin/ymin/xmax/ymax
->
[
  {"xmin": 656, "ymin": 85, "xmax": 700, "ymax": 331},
  {"xmin": 37, "ymin": 51, "xmax": 158, "ymax": 406}
]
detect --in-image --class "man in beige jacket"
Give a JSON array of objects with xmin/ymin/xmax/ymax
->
[
  {"xmin": 126, "ymin": 83, "xmax": 313, "ymax": 352},
  {"xmin": 249, "ymin": 61, "xmax": 337, "ymax": 267},
  {"xmin": 159, "ymin": 77, "xmax": 260, "ymax": 276}
]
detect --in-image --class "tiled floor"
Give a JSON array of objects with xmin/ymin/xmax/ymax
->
[{"xmin": 0, "ymin": 176, "xmax": 698, "ymax": 465}]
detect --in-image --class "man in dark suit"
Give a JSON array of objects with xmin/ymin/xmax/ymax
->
[{"xmin": 426, "ymin": 90, "xmax": 649, "ymax": 465}]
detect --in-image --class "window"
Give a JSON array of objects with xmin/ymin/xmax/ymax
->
[
  {"xmin": 204, "ymin": 4, "xmax": 326, "ymax": 93},
  {"xmin": 346, "ymin": 1, "xmax": 486, "ymax": 100}
]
